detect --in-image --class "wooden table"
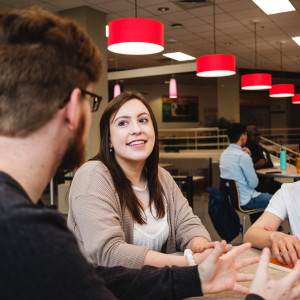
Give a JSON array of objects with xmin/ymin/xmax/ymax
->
[
  {"xmin": 184, "ymin": 247, "xmax": 288, "ymax": 300},
  {"xmin": 256, "ymin": 166, "xmax": 300, "ymax": 182},
  {"xmin": 158, "ymin": 163, "xmax": 174, "ymax": 169}
]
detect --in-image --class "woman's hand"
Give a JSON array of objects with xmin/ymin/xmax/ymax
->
[
  {"xmin": 198, "ymin": 241, "xmax": 258, "ymax": 294},
  {"xmin": 249, "ymin": 247, "xmax": 300, "ymax": 300},
  {"xmin": 187, "ymin": 237, "xmax": 232, "ymax": 253},
  {"xmin": 270, "ymin": 231, "xmax": 300, "ymax": 267}
]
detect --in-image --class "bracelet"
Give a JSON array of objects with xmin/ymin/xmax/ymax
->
[{"xmin": 184, "ymin": 249, "xmax": 196, "ymax": 266}]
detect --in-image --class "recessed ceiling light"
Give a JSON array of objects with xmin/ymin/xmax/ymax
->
[
  {"xmin": 252, "ymin": 0, "xmax": 295, "ymax": 15},
  {"xmin": 158, "ymin": 7, "xmax": 169, "ymax": 12},
  {"xmin": 163, "ymin": 52, "xmax": 196, "ymax": 61},
  {"xmin": 292, "ymin": 36, "xmax": 300, "ymax": 46},
  {"xmin": 171, "ymin": 23, "xmax": 183, "ymax": 28}
]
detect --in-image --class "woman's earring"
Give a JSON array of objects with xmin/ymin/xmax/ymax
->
[{"xmin": 109, "ymin": 147, "xmax": 113, "ymax": 153}]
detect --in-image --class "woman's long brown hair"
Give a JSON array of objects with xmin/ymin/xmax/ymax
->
[{"xmin": 92, "ymin": 90, "xmax": 165, "ymax": 224}]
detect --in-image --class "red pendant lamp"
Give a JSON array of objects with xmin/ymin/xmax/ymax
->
[
  {"xmin": 196, "ymin": 0, "xmax": 235, "ymax": 77},
  {"xmin": 107, "ymin": 1, "xmax": 164, "ymax": 55},
  {"xmin": 292, "ymin": 94, "xmax": 300, "ymax": 104},
  {"xmin": 241, "ymin": 73, "xmax": 272, "ymax": 90},
  {"xmin": 269, "ymin": 42, "xmax": 294, "ymax": 98},
  {"xmin": 270, "ymin": 84, "xmax": 294, "ymax": 98},
  {"xmin": 241, "ymin": 21, "xmax": 272, "ymax": 90}
]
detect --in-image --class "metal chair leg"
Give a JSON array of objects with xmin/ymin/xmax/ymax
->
[{"xmin": 242, "ymin": 215, "xmax": 246, "ymax": 239}]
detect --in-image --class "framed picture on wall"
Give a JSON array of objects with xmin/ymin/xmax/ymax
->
[{"xmin": 162, "ymin": 96, "xmax": 198, "ymax": 122}]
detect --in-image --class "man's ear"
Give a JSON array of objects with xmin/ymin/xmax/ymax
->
[{"xmin": 63, "ymin": 88, "xmax": 82, "ymax": 130}]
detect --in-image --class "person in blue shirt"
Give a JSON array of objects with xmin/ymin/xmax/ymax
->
[{"xmin": 220, "ymin": 123, "xmax": 272, "ymax": 223}]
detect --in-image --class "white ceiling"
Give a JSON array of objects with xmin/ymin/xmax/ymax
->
[{"xmin": 1, "ymin": 0, "xmax": 299, "ymax": 76}]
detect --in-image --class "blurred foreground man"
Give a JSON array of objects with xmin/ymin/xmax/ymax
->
[{"xmin": 0, "ymin": 7, "xmax": 300, "ymax": 300}]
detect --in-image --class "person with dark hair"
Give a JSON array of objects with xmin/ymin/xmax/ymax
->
[
  {"xmin": 1, "ymin": 7, "xmax": 300, "ymax": 300},
  {"xmin": 246, "ymin": 125, "xmax": 281, "ymax": 194},
  {"xmin": 220, "ymin": 123, "xmax": 272, "ymax": 223},
  {"xmin": 68, "ymin": 90, "xmax": 218, "ymax": 269},
  {"xmin": 246, "ymin": 125, "xmax": 273, "ymax": 170}
]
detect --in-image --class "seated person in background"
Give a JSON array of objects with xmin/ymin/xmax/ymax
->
[
  {"xmin": 244, "ymin": 181, "xmax": 300, "ymax": 268},
  {"xmin": 246, "ymin": 125, "xmax": 273, "ymax": 170},
  {"xmin": 68, "ymin": 90, "xmax": 218, "ymax": 269},
  {"xmin": 246, "ymin": 125, "xmax": 281, "ymax": 194},
  {"xmin": 220, "ymin": 123, "xmax": 272, "ymax": 223}
]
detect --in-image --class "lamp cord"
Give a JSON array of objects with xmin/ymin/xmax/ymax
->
[
  {"xmin": 135, "ymin": 0, "xmax": 137, "ymax": 18},
  {"xmin": 280, "ymin": 42, "xmax": 283, "ymax": 73},
  {"xmin": 254, "ymin": 21, "xmax": 257, "ymax": 70},
  {"xmin": 213, "ymin": 0, "xmax": 216, "ymax": 54}
]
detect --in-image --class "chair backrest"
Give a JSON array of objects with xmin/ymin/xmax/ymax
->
[
  {"xmin": 159, "ymin": 156, "xmax": 212, "ymax": 187},
  {"xmin": 221, "ymin": 178, "xmax": 241, "ymax": 211},
  {"xmin": 172, "ymin": 175, "xmax": 193, "ymax": 208}
]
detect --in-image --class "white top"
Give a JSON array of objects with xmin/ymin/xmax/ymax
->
[
  {"xmin": 132, "ymin": 183, "xmax": 169, "ymax": 252},
  {"xmin": 265, "ymin": 181, "xmax": 300, "ymax": 237}
]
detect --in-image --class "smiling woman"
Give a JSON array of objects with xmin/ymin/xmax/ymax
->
[{"xmin": 67, "ymin": 90, "xmax": 214, "ymax": 269}]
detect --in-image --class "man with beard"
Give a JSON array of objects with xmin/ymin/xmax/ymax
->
[
  {"xmin": 246, "ymin": 125, "xmax": 281, "ymax": 194},
  {"xmin": 1, "ymin": 7, "xmax": 300, "ymax": 300}
]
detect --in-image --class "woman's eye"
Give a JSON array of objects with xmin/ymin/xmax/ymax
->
[
  {"xmin": 118, "ymin": 120, "xmax": 127, "ymax": 126},
  {"xmin": 140, "ymin": 118, "xmax": 148, "ymax": 123}
]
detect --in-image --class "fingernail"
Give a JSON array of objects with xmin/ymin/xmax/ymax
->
[{"xmin": 228, "ymin": 244, "xmax": 232, "ymax": 249}]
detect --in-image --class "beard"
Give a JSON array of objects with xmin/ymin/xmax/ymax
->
[{"xmin": 58, "ymin": 113, "xmax": 87, "ymax": 173}]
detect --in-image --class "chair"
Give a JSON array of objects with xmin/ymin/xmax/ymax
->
[
  {"xmin": 221, "ymin": 178, "xmax": 265, "ymax": 238},
  {"xmin": 172, "ymin": 175, "xmax": 193, "ymax": 209}
]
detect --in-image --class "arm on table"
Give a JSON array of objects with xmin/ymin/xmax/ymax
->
[
  {"xmin": 254, "ymin": 158, "xmax": 267, "ymax": 170},
  {"xmin": 96, "ymin": 264, "xmax": 202, "ymax": 300},
  {"xmin": 244, "ymin": 212, "xmax": 300, "ymax": 267},
  {"xmin": 247, "ymin": 248, "xmax": 300, "ymax": 300},
  {"xmin": 98, "ymin": 241, "xmax": 258, "ymax": 300},
  {"xmin": 143, "ymin": 248, "xmax": 218, "ymax": 267}
]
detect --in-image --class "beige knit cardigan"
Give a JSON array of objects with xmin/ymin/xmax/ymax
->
[{"xmin": 68, "ymin": 160, "xmax": 211, "ymax": 269}]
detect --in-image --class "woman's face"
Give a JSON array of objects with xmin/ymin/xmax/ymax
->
[{"xmin": 109, "ymin": 99, "xmax": 155, "ymax": 169}]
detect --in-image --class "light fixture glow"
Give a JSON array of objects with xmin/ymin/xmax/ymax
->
[
  {"xmin": 292, "ymin": 36, "xmax": 300, "ymax": 46},
  {"xmin": 163, "ymin": 52, "xmax": 195, "ymax": 61},
  {"xmin": 269, "ymin": 84, "xmax": 294, "ymax": 98},
  {"xmin": 196, "ymin": 54, "xmax": 236, "ymax": 77},
  {"xmin": 241, "ymin": 73, "xmax": 272, "ymax": 90},
  {"xmin": 252, "ymin": 0, "xmax": 295, "ymax": 15},
  {"xmin": 292, "ymin": 94, "xmax": 300, "ymax": 104},
  {"xmin": 169, "ymin": 78, "xmax": 177, "ymax": 98},
  {"xmin": 107, "ymin": 18, "xmax": 164, "ymax": 55},
  {"xmin": 114, "ymin": 83, "xmax": 121, "ymax": 98},
  {"xmin": 240, "ymin": 21, "xmax": 272, "ymax": 90},
  {"xmin": 196, "ymin": 0, "xmax": 235, "ymax": 78}
]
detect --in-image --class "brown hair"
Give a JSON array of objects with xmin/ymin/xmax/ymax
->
[
  {"xmin": 93, "ymin": 90, "xmax": 165, "ymax": 224},
  {"xmin": 0, "ymin": 7, "xmax": 102, "ymax": 137}
]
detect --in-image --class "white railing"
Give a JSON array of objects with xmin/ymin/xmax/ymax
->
[
  {"xmin": 158, "ymin": 127, "xmax": 299, "ymax": 164},
  {"xmin": 260, "ymin": 128, "xmax": 300, "ymax": 151},
  {"xmin": 260, "ymin": 136, "xmax": 298, "ymax": 165},
  {"xmin": 158, "ymin": 127, "xmax": 229, "ymax": 152}
]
